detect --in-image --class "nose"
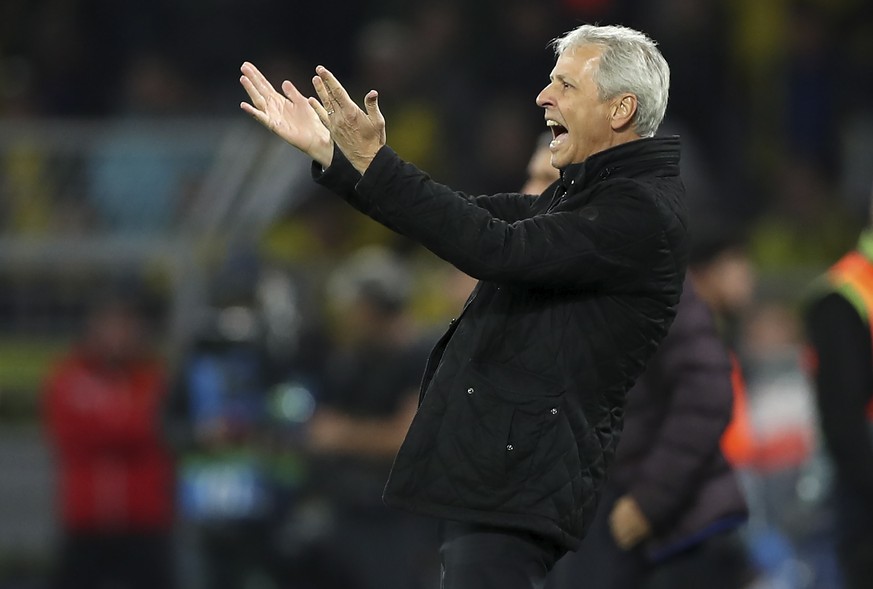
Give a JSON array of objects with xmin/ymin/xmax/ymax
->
[{"xmin": 536, "ymin": 85, "xmax": 553, "ymax": 108}]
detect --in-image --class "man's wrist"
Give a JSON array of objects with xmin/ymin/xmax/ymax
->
[
  {"xmin": 312, "ymin": 141, "xmax": 334, "ymax": 170},
  {"xmin": 347, "ymin": 150, "xmax": 378, "ymax": 175}
]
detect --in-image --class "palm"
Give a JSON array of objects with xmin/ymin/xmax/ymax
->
[
  {"xmin": 265, "ymin": 89, "xmax": 321, "ymax": 150},
  {"xmin": 240, "ymin": 62, "xmax": 331, "ymax": 163}
]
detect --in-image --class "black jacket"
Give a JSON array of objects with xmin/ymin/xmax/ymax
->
[
  {"xmin": 804, "ymin": 236, "xmax": 873, "ymax": 504},
  {"xmin": 806, "ymin": 292, "xmax": 873, "ymax": 500},
  {"xmin": 609, "ymin": 280, "xmax": 747, "ymax": 561},
  {"xmin": 314, "ymin": 136, "xmax": 688, "ymax": 551}
]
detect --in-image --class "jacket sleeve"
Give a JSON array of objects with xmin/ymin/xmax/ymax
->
[
  {"xmin": 627, "ymin": 288, "xmax": 735, "ymax": 532},
  {"xmin": 805, "ymin": 292, "xmax": 873, "ymax": 497},
  {"xmin": 315, "ymin": 146, "xmax": 665, "ymax": 289},
  {"xmin": 313, "ymin": 148, "xmax": 535, "ymax": 224}
]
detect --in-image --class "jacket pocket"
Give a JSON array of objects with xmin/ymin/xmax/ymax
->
[{"xmin": 450, "ymin": 363, "xmax": 565, "ymax": 488}]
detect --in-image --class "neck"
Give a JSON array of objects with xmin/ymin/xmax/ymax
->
[
  {"xmin": 603, "ymin": 130, "xmax": 643, "ymax": 152},
  {"xmin": 574, "ymin": 132, "xmax": 644, "ymax": 166}
]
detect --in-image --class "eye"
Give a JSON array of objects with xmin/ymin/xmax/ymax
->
[{"xmin": 561, "ymin": 81, "xmax": 572, "ymax": 90}]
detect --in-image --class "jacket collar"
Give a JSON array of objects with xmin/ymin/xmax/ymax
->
[{"xmin": 558, "ymin": 135, "xmax": 681, "ymax": 193}]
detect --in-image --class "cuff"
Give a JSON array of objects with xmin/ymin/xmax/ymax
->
[
  {"xmin": 355, "ymin": 145, "xmax": 403, "ymax": 204},
  {"xmin": 311, "ymin": 147, "xmax": 361, "ymax": 191}
]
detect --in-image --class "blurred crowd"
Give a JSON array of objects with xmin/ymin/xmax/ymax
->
[
  {"xmin": 1, "ymin": 0, "xmax": 873, "ymax": 587},
  {"xmin": 3, "ymin": 0, "xmax": 873, "ymax": 235}
]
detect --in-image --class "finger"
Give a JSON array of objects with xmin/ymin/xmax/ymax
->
[
  {"xmin": 239, "ymin": 76, "xmax": 266, "ymax": 109},
  {"xmin": 364, "ymin": 90, "xmax": 384, "ymax": 126},
  {"xmin": 315, "ymin": 65, "xmax": 354, "ymax": 112},
  {"xmin": 240, "ymin": 61, "xmax": 276, "ymax": 97},
  {"xmin": 308, "ymin": 97, "xmax": 330, "ymax": 128},
  {"xmin": 240, "ymin": 101, "xmax": 269, "ymax": 126},
  {"xmin": 241, "ymin": 62, "xmax": 273, "ymax": 94},
  {"xmin": 312, "ymin": 75, "xmax": 335, "ymax": 114},
  {"xmin": 281, "ymin": 80, "xmax": 305, "ymax": 103}
]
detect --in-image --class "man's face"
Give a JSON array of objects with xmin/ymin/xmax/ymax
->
[{"xmin": 536, "ymin": 44, "xmax": 614, "ymax": 169}]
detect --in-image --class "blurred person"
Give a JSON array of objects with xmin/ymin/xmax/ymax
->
[
  {"xmin": 694, "ymin": 231, "xmax": 839, "ymax": 588},
  {"xmin": 803, "ymin": 200, "xmax": 873, "ymax": 589},
  {"xmin": 87, "ymin": 52, "xmax": 197, "ymax": 234},
  {"xmin": 42, "ymin": 292, "xmax": 175, "ymax": 589},
  {"xmin": 165, "ymin": 252, "xmax": 318, "ymax": 589},
  {"xmin": 687, "ymin": 231, "xmax": 762, "ymax": 471},
  {"xmin": 239, "ymin": 23, "xmax": 688, "ymax": 589},
  {"xmin": 515, "ymin": 139, "xmax": 752, "ymax": 589},
  {"xmin": 738, "ymin": 303, "xmax": 817, "ymax": 472},
  {"xmin": 547, "ymin": 279, "xmax": 753, "ymax": 589},
  {"xmin": 302, "ymin": 246, "xmax": 437, "ymax": 589},
  {"xmin": 690, "ymin": 231, "xmax": 814, "ymax": 471},
  {"xmin": 688, "ymin": 228, "xmax": 760, "ymax": 472},
  {"xmin": 521, "ymin": 132, "xmax": 559, "ymax": 195},
  {"xmin": 688, "ymin": 231, "xmax": 756, "ymax": 346}
]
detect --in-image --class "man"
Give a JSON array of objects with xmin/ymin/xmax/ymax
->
[
  {"xmin": 304, "ymin": 246, "xmax": 437, "ymax": 589},
  {"xmin": 239, "ymin": 24, "xmax": 688, "ymax": 589},
  {"xmin": 43, "ymin": 294, "xmax": 175, "ymax": 589},
  {"xmin": 524, "ymin": 129, "xmax": 751, "ymax": 589},
  {"xmin": 804, "ymin": 206, "xmax": 873, "ymax": 589}
]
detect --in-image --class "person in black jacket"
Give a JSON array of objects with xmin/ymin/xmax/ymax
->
[
  {"xmin": 804, "ymin": 224, "xmax": 873, "ymax": 589},
  {"xmin": 303, "ymin": 246, "xmax": 438, "ymax": 589},
  {"xmin": 522, "ymin": 137, "xmax": 752, "ymax": 589},
  {"xmin": 239, "ymin": 24, "xmax": 688, "ymax": 589}
]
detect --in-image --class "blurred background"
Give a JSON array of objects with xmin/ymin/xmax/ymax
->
[{"xmin": 1, "ymin": 0, "xmax": 872, "ymax": 587}]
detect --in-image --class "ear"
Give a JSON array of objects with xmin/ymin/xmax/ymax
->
[{"xmin": 609, "ymin": 94, "xmax": 638, "ymax": 131}]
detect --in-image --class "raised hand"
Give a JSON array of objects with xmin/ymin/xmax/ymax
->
[
  {"xmin": 308, "ymin": 65, "xmax": 386, "ymax": 174},
  {"xmin": 239, "ymin": 62, "xmax": 333, "ymax": 167}
]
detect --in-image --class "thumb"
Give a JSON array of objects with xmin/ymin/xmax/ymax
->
[{"xmin": 364, "ymin": 90, "xmax": 385, "ymax": 127}]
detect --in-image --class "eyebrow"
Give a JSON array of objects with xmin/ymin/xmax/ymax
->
[{"xmin": 551, "ymin": 73, "xmax": 576, "ymax": 85}]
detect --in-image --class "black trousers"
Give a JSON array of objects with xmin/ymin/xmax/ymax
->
[
  {"xmin": 304, "ymin": 507, "xmax": 439, "ymax": 589},
  {"xmin": 439, "ymin": 521, "xmax": 564, "ymax": 589}
]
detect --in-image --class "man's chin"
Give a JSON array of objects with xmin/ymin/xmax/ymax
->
[{"xmin": 550, "ymin": 154, "xmax": 569, "ymax": 170}]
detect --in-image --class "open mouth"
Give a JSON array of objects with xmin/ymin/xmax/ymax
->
[
  {"xmin": 546, "ymin": 120, "xmax": 569, "ymax": 147},
  {"xmin": 549, "ymin": 123, "xmax": 568, "ymax": 138}
]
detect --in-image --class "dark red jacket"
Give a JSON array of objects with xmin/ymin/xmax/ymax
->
[{"xmin": 43, "ymin": 350, "xmax": 174, "ymax": 532}]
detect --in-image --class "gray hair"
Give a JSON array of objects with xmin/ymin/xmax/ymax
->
[{"xmin": 552, "ymin": 24, "xmax": 669, "ymax": 138}]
